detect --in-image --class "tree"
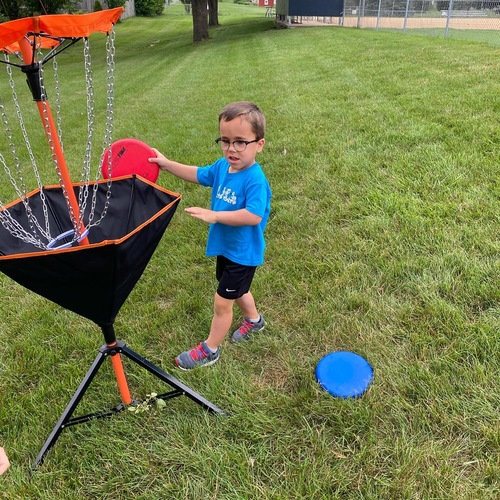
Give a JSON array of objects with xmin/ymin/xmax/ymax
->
[
  {"xmin": 191, "ymin": 0, "xmax": 209, "ymax": 42},
  {"xmin": 0, "ymin": 0, "xmax": 22, "ymax": 20},
  {"xmin": 25, "ymin": 0, "xmax": 77, "ymax": 15},
  {"xmin": 106, "ymin": 0, "xmax": 128, "ymax": 9},
  {"xmin": 190, "ymin": 0, "xmax": 219, "ymax": 43},
  {"xmin": 0, "ymin": 0, "xmax": 77, "ymax": 19},
  {"xmin": 208, "ymin": 0, "xmax": 219, "ymax": 27},
  {"xmin": 135, "ymin": 0, "xmax": 164, "ymax": 16}
]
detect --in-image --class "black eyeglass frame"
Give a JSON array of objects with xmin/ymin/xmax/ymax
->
[{"xmin": 215, "ymin": 138, "xmax": 260, "ymax": 152}]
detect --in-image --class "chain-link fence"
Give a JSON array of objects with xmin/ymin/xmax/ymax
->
[{"xmin": 297, "ymin": 0, "xmax": 500, "ymax": 45}]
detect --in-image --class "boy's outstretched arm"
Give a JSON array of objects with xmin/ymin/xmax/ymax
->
[
  {"xmin": 149, "ymin": 148, "xmax": 199, "ymax": 184},
  {"xmin": 185, "ymin": 207, "xmax": 262, "ymax": 226}
]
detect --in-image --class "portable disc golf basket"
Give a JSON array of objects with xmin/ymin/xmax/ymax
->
[{"xmin": 0, "ymin": 7, "xmax": 224, "ymax": 468}]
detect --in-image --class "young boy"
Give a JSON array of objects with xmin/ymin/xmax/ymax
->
[{"xmin": 149, "ymin": 101, "xmax": 272, "ymax": 370}]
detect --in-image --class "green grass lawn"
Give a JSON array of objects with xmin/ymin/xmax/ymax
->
[
  {"xmin": 0, "ymin": 3, "xmax": 499, "ymax": 497},
  {"xmin": 398, "ymin": 28, "xmax": 500, "ymax": 46}
]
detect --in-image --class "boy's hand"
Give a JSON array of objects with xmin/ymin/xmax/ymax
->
[
  {"xmin": 148, "ymin": 148, "xmax": 169, "ymax": 171},
  {"xmin": 0, "ymin": 447, "xmax": 10, "ymax": 475},
  {"xmin": 185, "ymin": 207, "xmax": 217, "ymax": 224},
  {"xmin": 185, "ymin": 207, "xmax": 261, "ymax": 226}
]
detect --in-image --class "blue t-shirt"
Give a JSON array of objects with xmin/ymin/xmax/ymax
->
[{"xmin": 197, "ymin": 158, "xmax": 272, "ymax": 266}]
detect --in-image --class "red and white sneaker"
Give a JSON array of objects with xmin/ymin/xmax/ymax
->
[
  {"xmin": 231, "ymin": 316, "xmax": 266, "ymax": 342},
  {"xmin": 175, "ymin": 342, "xmax": 220, "ymax": 370}
]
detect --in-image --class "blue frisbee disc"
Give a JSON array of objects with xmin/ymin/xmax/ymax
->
[{"xmin": 316, "ymin": 351, "xmax": 373, "ymax": 398}]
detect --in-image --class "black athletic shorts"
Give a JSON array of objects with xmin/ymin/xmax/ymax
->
[{"xmin": 216, "ymin": 255, "xmax": 257, "ymax": 300}]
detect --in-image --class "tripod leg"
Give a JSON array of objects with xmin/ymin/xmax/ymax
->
[
  {"xmin": 121, "ymin": 345, "xmax": 225, "ymax": 416},
  {"xmin": 32, "ymin": 350, "xmax": 107, "ymax": 468}
]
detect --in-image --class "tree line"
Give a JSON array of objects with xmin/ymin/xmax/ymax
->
[
  {"xmin": 0, "ymin": 0, "xmax": 219, "ymax": 44},
  {"xmin": 0, "ymin": 0, "xmax": 128, "ymax": 20}
]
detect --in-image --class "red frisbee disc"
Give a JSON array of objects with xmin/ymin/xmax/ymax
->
[{"xmin": 100, "ymin": 138, "xmax": 159, "ymax": 182}]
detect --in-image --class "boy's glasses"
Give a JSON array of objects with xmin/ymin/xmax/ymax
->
[{"xmin": 215, "ymin": 138, "xmax": 259, "ymax": 152}]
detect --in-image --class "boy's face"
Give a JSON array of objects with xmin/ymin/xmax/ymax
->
[{"xmin": 219, "ymin": 117, "xmax": 265, "ymax": 173}]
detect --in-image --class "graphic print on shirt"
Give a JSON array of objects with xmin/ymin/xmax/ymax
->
[{"xmin": 216, "ymin": 185, "xmax": 237, "ymax": 205}]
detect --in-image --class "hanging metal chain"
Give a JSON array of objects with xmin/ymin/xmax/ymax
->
[
  {"xmin": 0, "ymin": 208, "xmax": 47, "ymax": 249},
  {"xmin": 1, "ymin": 62, "xmax": 26, "ymax": 194},
  {"xmin": 39, "ymin": 43, "xmax": 88, "ymax": 245},
  {"xmin": 2, "ymin": 53, "xmax": 51, "ymax": 244},
  {"xmin": 52, "ymin": 54, "xmax": 64, "ymax": 149},
  {"xmin": 76, "ymin": 36, "xmax": 95, "ymax": 232},
  {"xmin": 0, "ymin": 153, "xmax": 47, "ymax": 249},
  {"xmin": 0, "ymin": 82, "xmax": 27, "ymax": 196},
  {"xmin": 0, "ymin": 27, "xmax": 118, "ymax": 249},
  {"xmin": 38, "ymin": 50, "xmax": 81, "ymax": 242},
  {"xmin": 87, "ymin": 26, "xmax": 116, "ymax": 228}
]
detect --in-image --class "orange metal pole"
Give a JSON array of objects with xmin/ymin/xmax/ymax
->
[
  {"xmin": 108, "ymin": 342, "xmax": 133, "ymax": 405},
  {"xmin": 18, "ymin": 37, "xmax": 90, "ymax": 245}
]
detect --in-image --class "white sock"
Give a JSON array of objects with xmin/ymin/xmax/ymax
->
[
  {"xmin": 205, "ymin": 342, "xmax": 218, "ymax": 353},
  {"xmin": 249, "ymin": 315, "xmax": 261, "ymax": 323}
]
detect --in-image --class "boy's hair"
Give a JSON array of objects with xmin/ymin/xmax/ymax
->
[{"xmin": 219, "ymin": 101, "xmax": 266, "ymax": 140}]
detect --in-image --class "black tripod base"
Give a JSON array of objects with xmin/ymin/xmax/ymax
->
[{"xmin": 33, "ymin": 340, "xmax": 225, "ymax": 468}]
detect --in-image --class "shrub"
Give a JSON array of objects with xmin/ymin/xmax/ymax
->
[
  {"xmin": 107, "ymin": 0, "xmax": 127, "ymax": 8},
  {"xmin": 135, "ymin": 0, "xmax": 165, "ymax": 16}
]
